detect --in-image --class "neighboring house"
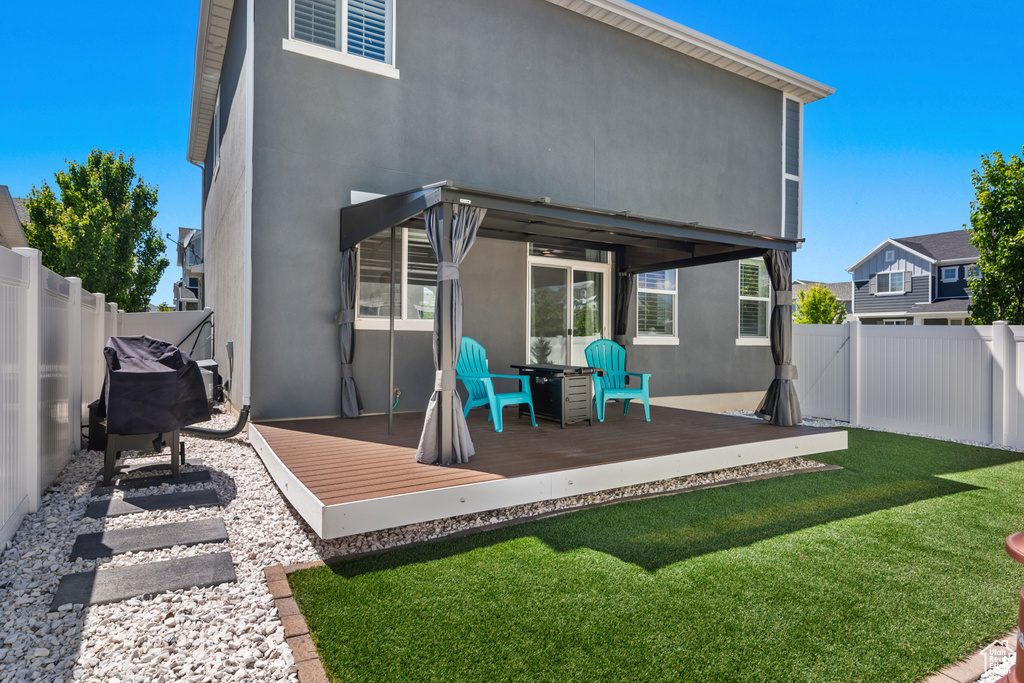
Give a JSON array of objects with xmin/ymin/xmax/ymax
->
[
  {"xmin": 173, "ymin": 228, "xmax": 204, "ymax": 311},
  {"xmin": 187, "ymin": 0, "xmax": 834, "ymax": 420},
  {"xmin": 0, "ymin": 186, "xmax": 28, "ymax": 250},
  {"xmin": 792, "ymin": 280, "xmax": 853, "ymax": 315},
  {"xmin": 847, "ymin": 230, "xmax": 979, "ymax": 325}
]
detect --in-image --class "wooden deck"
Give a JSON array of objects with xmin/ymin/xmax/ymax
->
[{"xmin": 250, "ymin": 405, "xmax": 848, "ymax": 538}]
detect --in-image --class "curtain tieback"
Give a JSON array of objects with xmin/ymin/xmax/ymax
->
[
  {"xmin": 775, "ymin": 365, "xmax": 798, "ymax": 380},
  {"xmin": 774, "ymin": 290, "xmax": 793, "ymax": 307},
  {"xmin": 438, "ymin": 262, "xmax": 460, "ymax": 282},
  {"xmin": 434, "ymin": 369, "xmax": 457, "ymax": 391},
  {"xmin": 334, "ymin": 309, "xmax": 355, "ymax": 325},
  {"xmin": 340, "ymin": 363, "xmax": 354, "ymax": 378}
]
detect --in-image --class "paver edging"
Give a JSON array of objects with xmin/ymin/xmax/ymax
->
[
  {"xmin": 919, "ymin": 630, "xmax": 1017, "ymax": 683},
  {"xmin": 265, "ymin": 564, "xmax": 327, "ymax": 683}
]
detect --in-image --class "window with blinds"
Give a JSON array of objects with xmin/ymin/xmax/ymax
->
[
  {"xmin": 637, "ymin": 270, "xmax": 676, "ymax": 337},
  {"xmin": 739, "ymin": 259, "xmax": 770, "ymax": 338},
  {"xmin": 356, "ymin": 227, "xmax": 436, "ymax": 321},
  {"xmin": 293, "ymin": 0, "xmax": 393, "ymax": 65}
]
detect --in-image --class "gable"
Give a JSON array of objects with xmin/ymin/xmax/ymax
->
[{"xmin": 851, "ymin": 244, "xmax": 930, "ymax": 281}]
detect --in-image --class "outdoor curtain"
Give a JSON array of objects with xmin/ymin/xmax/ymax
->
[
  {"xmin": 613, "ymin": 271, "xmax": 635, "ymax": 345},
  {"xmin": 755, "ymin": 249, "xmax": 802, "ymax": 426},
  {"xmin": 415, "ymin": 204, "xmax": 486, "ymax": 464},
  {"xmin": 336, "ymin": 247, "xmax": 363, "ymax": 418}
]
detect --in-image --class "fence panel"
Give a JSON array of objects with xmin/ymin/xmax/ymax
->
[
  {"xmin": 122, "ymin": 309, "xmax": 213, "ymax": 360},
  {"xmin": 0, "ymin": 249, "xmax": 28, "ymax": 545},
  {"xmin": 857, "ymin": 325, "xmax": 993, "ymax": 443},
  {"xmin": 39, "ymin": 268, "xmax": 73, "ymax": 492},
  {"xmin": 793, "ymin": 324, "xmax": 850, "ymax": 421},
  {"xmin": 80, "ymin": 291, "xmax": 100, "ymax": 412}
]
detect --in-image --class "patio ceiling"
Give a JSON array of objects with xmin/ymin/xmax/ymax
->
[{"xmin": 339, "ymin": 181, "xmax": 800, "ymax": 275}]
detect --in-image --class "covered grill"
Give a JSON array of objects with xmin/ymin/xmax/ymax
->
[{"xmin": 98, "ymin": 335, "xmax": 211, "ymax": 483}]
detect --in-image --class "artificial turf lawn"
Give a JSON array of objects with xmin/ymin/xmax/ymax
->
[{"xmin": 288, "ymin": 429, "xmax": 1024, "ymax": 682}]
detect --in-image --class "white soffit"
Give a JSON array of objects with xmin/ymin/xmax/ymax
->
[
  {"xmin": 187, "ymin": 0, "xmax": 234, "ymax": 165},
  {"xmin": 544, "ymin": 0, "xmax": 835, "ymax": 103}
]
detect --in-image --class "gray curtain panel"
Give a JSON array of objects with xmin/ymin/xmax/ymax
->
[
  {"xmin": 613, "ymin": 271, "xmax": 635, "ymax": 345},
  {"xmin": 415, "ymin": 204, "xmax": 486, "ymax": 464},
  {"xmin": 336, "ymin": 247, "xmax": 363, "ymax": 418},
  {"xmin": 755, "ymin": 249, "xmax": 802, "ymax": 426}
]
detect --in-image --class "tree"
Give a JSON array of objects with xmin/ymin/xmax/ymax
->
[
  {"xmin": 23, "ymin": 149, "xmax": 168, "ymax": 312},
  {"xmin": 157, "ymin": 302, "xmax": 174, "ymax": 312},
  {"xmin": 967, "ymin": 147, "xmax": 1024, "ymax": 324},
  {"xmin": 794, "ymin": 284, "xmax": 846, "ymax": 324}
]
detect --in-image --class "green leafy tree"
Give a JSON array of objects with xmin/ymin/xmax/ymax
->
[
  {"xmin": 794, "ymin": 284, "xmax": 846, "ymax": 324},
  {"xmin": 157, "ymin": 302, "xmax": 174, "ymax": 312},
  {"xmin": 967, "ymin": 147, "xmax": 1024, "ymax": 324},
  {"xmin": 23, "ymin": 149, "xmax": 168, "ymax": 312}
]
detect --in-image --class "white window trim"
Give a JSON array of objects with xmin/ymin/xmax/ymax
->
[
  {"xmin": 885, "ymin": 250, "xmax": 895, "ymax": 263},
  {"xmin": 941, "ymin": 266, "xmax": 959, "ymax": 282},
  {"xmin": 284, "ymin": 0, "xmax": 399, "ymax": 79},
  {"xmin": 634, "ymin": 270, "xmax": 678, "ymax": 344},
  {"xmin": 781, "ymin": 95, "xmax": 802, "ymax": 239},
  {"xmin": 354, "ymin": 226, "xmax": 434, "ymax": 331},
  {"xmin": 738, "ymin": 259, "xmax": 771, "ymax": 342},
  {"xmin": 883, "ymin": 319, "xmax": 909, "ymax": 325},
  {"xmin": 875, "ymin": 271, "xmax": 906, "ymax": 295}
]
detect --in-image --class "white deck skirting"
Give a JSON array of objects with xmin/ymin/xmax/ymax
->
[{"xmin": 250, "ymin": 424, "xmax": 848, "ymax": 539}]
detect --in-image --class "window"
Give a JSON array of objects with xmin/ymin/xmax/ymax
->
[
  {"xmin": 941, "ymin": 266, "xmax": 958, "ymax": 282},
  {"xmin": 739, "ymin": 259, "xmax": 770, "ymax": 339},
  {"xmin": 292, "ymin": 0, "xmax": 395, "ymax": 65},
  {"xmin": 883, "ymin": 319, "xmax": 908, "ymax": 325},
  {"xmin": 876, "ymin": 271, "xmax": 905, "ymax": 294},
  {"xmin": 885, "ymin": 250, "xmax": 895, "ymax": 263},
  {"xmin": 635, "ymin": 270, "xmax": 676, "ymax": 342},
  {"xmin": 966, "ymin": 264, "xmax": 980, "ymax": 280},
  {"xmin": 357, "ymin": 226, "xmax": 436, "ymax": 328}
]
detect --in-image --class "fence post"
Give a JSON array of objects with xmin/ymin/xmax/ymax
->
[
  {"xmin": 848, "ymin": 320, "xmax": 860, "ymax": 427},
  {"xmin": 67, "ymin": 278, "xmax": 82, "ymax": 452},
  {"xmin": 117, "ymin": 308, "xmax": 125, "ymax": 336},
  {"xmin": 992, "ymin": 321, "xmax": 1014, "ymax": 448},
  {"xmin": 13, "ymin": 248, "xmax": 41, "ymax": 513}
]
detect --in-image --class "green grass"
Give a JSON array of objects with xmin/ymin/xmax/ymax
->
[{"xmin": 289, "ymin": 429, "xmax": 1024, "ymax": 682}]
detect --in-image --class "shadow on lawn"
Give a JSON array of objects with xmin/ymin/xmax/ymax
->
[{"xmin": 327, "ymin": 428, "xmax": 1024, "ymax": 575}]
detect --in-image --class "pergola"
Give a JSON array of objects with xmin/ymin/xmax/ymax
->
[{"xmin": 339, "ymin": 181, "xmax": 801, "ymax": 466}]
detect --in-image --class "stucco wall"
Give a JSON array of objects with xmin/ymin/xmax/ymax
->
[
  {"xmin": 246, "ymin": 0, "xmax": 790, "ymax": 418},
  {"xmin": 202, "ymin": 0, "xmax": 248, "ymax": 408}
]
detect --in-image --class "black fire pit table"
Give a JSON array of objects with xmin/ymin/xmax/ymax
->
[{"xmin": 509, "ymin": 364, "xmax": 600, "ymax": 428}]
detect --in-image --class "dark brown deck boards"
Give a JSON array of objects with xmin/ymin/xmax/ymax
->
[{"xmin": 255, "ymin": 406, "xmax": 831, "ymax": 506}]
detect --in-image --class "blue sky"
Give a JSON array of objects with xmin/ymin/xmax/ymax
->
[{"xmin": 1, "ymin": 1, "xmax": 1021, "ymax": 304}]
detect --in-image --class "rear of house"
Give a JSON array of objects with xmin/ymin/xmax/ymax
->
[
  {"xmin": 848, "ymin": 230, "xmax": 978, "ymax": 326},
  {"xmin": 188, "ymin": 0, "xmax": 834, "ymax": 420}
]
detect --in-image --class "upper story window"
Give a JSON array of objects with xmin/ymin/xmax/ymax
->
[
  {"xmin": 885, "ymin": 250, "xmax": 895, "ymax": 263},
  {"xmin": 739, "ymin": 259, "xmax": 770, "ymax": 339},
  {"xmin": 356, "ymin": 226, "xmax": 436, "ymax": 329},
  {"xmin": 635, "ymin": 270, "xmax": 677, "ymax": 343},
  {"xmin": 293, "ymin": 0, "xmax": 394, "ymax": 65},
  {"xmin": 941, "ymin": 266, "xmax": 959, "ymax": 282},
  {"xmin": 877, "ymin": 271, "xmax": 905, "ymax": 294},
  {"xmin": 966, "ymin": 264, "xmax": 980, "ymax": 280}
]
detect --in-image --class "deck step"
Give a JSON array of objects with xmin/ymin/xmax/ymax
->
[
  {"xmin": 50, "ymin": 552, "xmax": 236, "ymax": 611},
  {"xmin": 97, "ymin": 458, "xmax": 204, "ymax": 479},
  {"xmin": 92, "ymin": 469, "xmax": 212, "ymax": 496},
  {"xmin": 85, "ymin": 488, "xmax": 220, "ymax": 519},
  {"xmin": 70, "ymin": 518, "xmax": 229, "ymax": 560}
]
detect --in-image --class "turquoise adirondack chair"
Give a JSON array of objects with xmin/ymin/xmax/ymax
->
[
  {"xmin": 585, "ymin": 339, "xmax": 652, "ymax": 422},
  {"xmin": 457, "ymin": 337, "xmax": 538, "ymax": 433}
]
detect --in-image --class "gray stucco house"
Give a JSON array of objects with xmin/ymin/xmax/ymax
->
[
  {"xmin": 186, "ymin": 0, "xmax": 834, "ymax": 421},
  {"xmin": 847, "ymin": 230, "xmax": 979, "ymax": 325}
]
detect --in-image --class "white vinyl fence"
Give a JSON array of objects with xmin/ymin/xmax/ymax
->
[
  {"xmin": 0, "ymin": 246, "xmax": 213, "ymax": 546},
  {"xmin": 794, "ymin": 321, "xmax": 1024, "ymax": 448}
]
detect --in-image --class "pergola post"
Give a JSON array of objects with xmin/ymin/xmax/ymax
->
[{"xmin": 438, "ymin": 201, "xmax": 454, "ymax": 466}]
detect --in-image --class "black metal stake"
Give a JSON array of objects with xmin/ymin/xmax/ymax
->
[{"xmin": 388, "ymin": 224, "xmax": 396, "ymax": 436}]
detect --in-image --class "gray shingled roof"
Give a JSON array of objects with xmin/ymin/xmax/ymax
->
[
  {"xmin": 892, "ymin": 230, "xmax": 978, "ymax": 262},
  {"xmin": 906, "ymin": 299, "xmax": 971, "ymax": 314},
  {"xmin": 793, "ymin": 280, "xmax": 852, "ymax": 302},
  {"xmin": 13, "ymin": 197, "xmax": 29, "ymax": 226}
]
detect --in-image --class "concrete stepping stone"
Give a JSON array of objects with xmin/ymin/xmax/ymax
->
[
  {"xmin": 85, "ymin": 488, "xmax": 220, "ymax": 519},
  {"xmin": 70, "ymin": 518, "xmax": 228, "ymax": 560},
  {"xmin": 91, "ymin": 469, "xmax": 212, "ymax": 496},
  {"xmin": 50, "ymin": 552, "xmax": 236, "ymax": 611},
  {"xmin": 98, "ymin": 457, "xmax": 204, "ymax": 479}
]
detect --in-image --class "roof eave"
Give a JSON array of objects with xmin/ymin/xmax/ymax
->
[
  {"xmin": 543, "ymin": 0, "xmax": 835, "ymax": 103},
  {"xmin": 187, "ymin": 0, "xmax": 234, "ymax": 166},
  {"xmin": 848, "ymin": 238, "xmax": 936, "ymax": 273}
]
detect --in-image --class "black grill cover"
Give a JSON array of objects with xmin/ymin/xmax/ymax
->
[{"xmin": 98, "ymin": 335, "xmax": 211, "ymax": 435}]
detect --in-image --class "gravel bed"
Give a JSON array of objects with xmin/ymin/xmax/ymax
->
[{"xmin": 0, "ymin": 407, "xmax": 853, "ymax": 682}]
